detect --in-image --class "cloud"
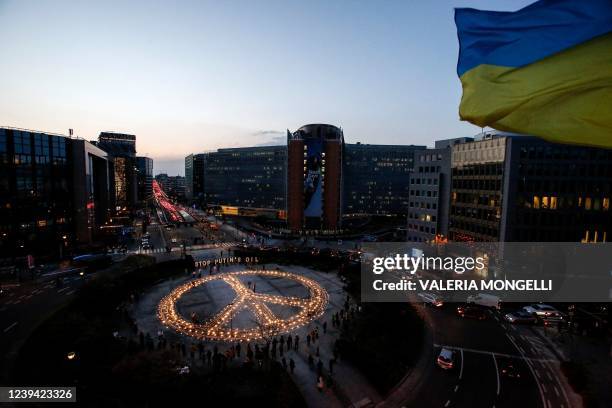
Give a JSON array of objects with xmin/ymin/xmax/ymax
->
[{"xmin": 252, "ymin": 129, "xmax": 286, "ymax": 146}]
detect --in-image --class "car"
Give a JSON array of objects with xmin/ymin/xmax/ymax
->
[
  {"xmin": 418, "ymin": 292, "xmax": 444, "ymax": 307},
  {"xmin": 522, "ymin": 304, "xmax": 558, "ymax": 317},
  {"xmin": 541, "ymin": 311, "xmax": 566, "ymax": 326},
  {"xmin": 457, "ymin": 305, "xmax": 487, "ymax": 320},
  {"xmin": 504, "ymin": 310, "xmax": 538, "ymax": 324},
  {"xmin": 437, "ymin": 348, "xmax": 455, "ymax": 369},
  {"xmin": 171, "ymin": 238, "xmax": 178, "ymax": 243},
  {"xmin": 467, "ymin": 293, "xmax": 501, "ymax": 309}
]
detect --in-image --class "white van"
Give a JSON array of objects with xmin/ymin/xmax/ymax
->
[{"xmin": 466, "ymin": 293, "xmax": 501, "ymax": 309}]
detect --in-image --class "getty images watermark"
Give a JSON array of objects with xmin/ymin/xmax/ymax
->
[{"xmin": 360, "ymin": 242, "xmax": 612, "ymax": 303}]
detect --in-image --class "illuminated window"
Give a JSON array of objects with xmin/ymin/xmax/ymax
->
[
  {"xmin": 585, "ymin": 197, "xmax": 592, "ymax": 210},
  {"xmin": 533, "ymin": 196, "xmax": 540, "ymax": 209},
  {"xmin": 550, "ymin": 196, "xmax": 557, "ymax": 210},
  {"xmin": 578, "ymin": 196, "xmax": 583, "ymax": 207},
  {"xmin": 542, "ymin": 196, "xmax": 549, "ymax": 209},
  {"xmin": 603, "ymin": 198, "xmax": 610, "ymax": 211}
]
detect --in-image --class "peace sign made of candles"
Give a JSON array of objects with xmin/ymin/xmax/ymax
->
[{"xmin": 157, "ymin": 270, "xmax": 329, "ymax": 342}]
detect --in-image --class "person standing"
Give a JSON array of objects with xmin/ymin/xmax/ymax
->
[
  {"xmin": 289, "ymin": 358, "xmax": 295, "ymax": 374},
  {"xmin": 294, "ymin": 335, "xmax": 300, "ymax": 351}
]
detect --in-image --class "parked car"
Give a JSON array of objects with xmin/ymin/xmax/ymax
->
[
  {"xmin": 437, "ymin": 348, "xmax": 455, "ymax": 369},
  {"xmin": 522, "ymin": 304, "xmax": 558, "ymax": 317},
  {"xmin": 457, "ymin": 305, "xmax": 487, "ymax": 320},
  {"xmin": 504, "ymin": 310, "xmax": 538, "ymax": 324},
  {"xmin": 467, "ymin": 293, "xmax": 501, "ymax": 309},
  {"xmin": 418, "ymin": 292, "xmax": 444, "ymax": 307}
]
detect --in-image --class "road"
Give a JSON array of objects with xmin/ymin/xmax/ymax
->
[
  {"xmin": 408, "ymin": 302, "xmax": 574, "ymax": 408},
  {"xmin": 0, "ymin": 273, "xmax": 90, "ymax": 382}
]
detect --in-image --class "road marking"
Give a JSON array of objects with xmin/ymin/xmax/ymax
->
[
  {"xmin": 505, "ymin": 333, "xmax": 547, "ymax": 408},
  {"xmin": 454, "ymin": 385, "xmax": 459, "ymax": 392},
  {"xmin": 4, "ymin": 321, "xmax": 18, "ymax": 333},
  {"xmin": 65, "ymin": 290, "xmax": 76, "ymax": 296},
  {"xmin": 546, "ymin": 371, "xmax": 553, "ymax": 381},
  {"xmin": 547, "ymin": 399, "xmax": 552, "ymax": 408},
  {"xmin": 444, "ymin": 400, "xmax": 451, "ymax": 407},
  {"xmin": 543, "ymin": 361, "xmax": 571, "ymax": 408},
  {"xmin": 57, "ymin": 287, "xmax": 70, "ymax": 293},
  {"xmin": 553, "ymin": 385, "xmax": 560, "ymax": 397},
  {"xmin": 459, "ymin": 349, "xmax": 464, "ymax": 380},
  {"xmin": 13, "ymin": 300, "xmax": 21, "ymax": 305},
  {"xmin": 433, "ymin": 344, "xmax": 556, "ymax": 363},
  {"xmin": 491, "ymin": 353, "xmax": 500, "ymax": 396}
]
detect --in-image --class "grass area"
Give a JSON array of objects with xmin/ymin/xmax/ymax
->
[{"xmin": 11, "ymin": 255, "xmax": 305, "ymax": 407}]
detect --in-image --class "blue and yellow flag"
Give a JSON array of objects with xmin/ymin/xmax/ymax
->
[{"xmin": 455, "ymin": 0, "xmax": 612, "ymax": 148}]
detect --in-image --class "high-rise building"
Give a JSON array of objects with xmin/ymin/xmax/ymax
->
[
  {"xmin": 96, "ymin": 132, "xmax": 137, "ymax": 213},
  {"xmin": 204, "ymin": 146, "xmax": 286, "ymax": 210},
  {"xmin": 0, "ymin": 127, "xmax": 110, "ymax": 259},
  {"xmin": 155, "ymin": 174, "xmax": 186, "ymax": 199},
  {"xmin": 185, "ymin": 153, "xmax": 206, "ymax": 202},
  {"xmin": 287, "ymin": 124, "xmax": 343, "ymax": 232},
  {"xmin": 136, "ymin": 156, "xmax": 153, "ymax": 202},
  {"xmin": 406, "ymin": 139, "xmax": 471, "ymax": 242},
  {"xmin": 449, "ymin": 132, "xmax": 612, "ymax": 242},
  {"xmin": 343, "ymin": 143, "xmax": 424, "ymax": 216}
]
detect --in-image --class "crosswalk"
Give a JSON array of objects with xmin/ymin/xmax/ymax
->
[{"xmin": 130, "ymin": 242, "xmax": 240, "ymax": 255}]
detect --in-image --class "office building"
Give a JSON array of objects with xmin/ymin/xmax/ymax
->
[
  {"xmin": 287, "ymin": 124, "xmax": 343, "ymax": 232},
  {"xmin": 449, "ymin": 132, "xmax": 612, "ymax": 242},
  {"xmin": 0, "ymin": 127, "xmax": 110, "ymax": 260},
  {"xmin": 185, "ymin": 153, "xmax": 206, "ymax": 202},
  {"xmin": 343, "ymin": 143, "xmax": 424, "ymax": 216},
  {"xmin": 96, "ymin": 132, "xmax": 137, "ymax": 212},
  {"xmin": 136, "ymin": 156, "xmax": 153, "ymax": 202},
  {"xmin": 204, "ymin": 146, "xmax": 286, "ymax": 210},
  {"xmin": 155, "ymin": 174, "xmax": 186, "ymax": 199},
  {"xmin": 406, "ymin": 139, "xmax": 470, "ymax": 242}
]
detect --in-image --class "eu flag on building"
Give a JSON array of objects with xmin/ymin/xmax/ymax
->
[{"xmin": 455, "ymin": 0, "xmax": 612, "ymax": 148}]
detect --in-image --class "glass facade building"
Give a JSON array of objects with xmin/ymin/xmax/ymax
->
[
  {"xmin": 204, "ymin": 146, "xmax": 286, "ymax": 210},
  {"xmin": 343, "ymin": 143, "xmax": 424, "ymax": 216},
  {"xmin": 96, "ymin": 132, "xmax": 137, "ymax": 212},
  {"xmin": 136, "ymin": 156, "xmax": 153, "ymax": 201},
  {"xmin": 449, "ymin": 133, "xmax": 612, "ymax": 242},
  {"xmin": 0, "ymin": 127, "xmax": 110, "ymax": 260},
  {"xmin": 185, "ymin": 153, "xmax": 206, "ymax": 202}
]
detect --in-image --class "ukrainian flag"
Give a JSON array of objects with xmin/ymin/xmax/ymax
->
[{"xmin": 455, "ymin": 0, "xmax": 612, "ymax": 148}]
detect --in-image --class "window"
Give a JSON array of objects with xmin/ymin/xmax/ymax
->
[{"xmin": 533, "ymin": 196, "xmax": 540, "ymax": 209}]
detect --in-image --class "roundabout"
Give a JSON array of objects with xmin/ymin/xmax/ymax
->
[{"xmin": 157, "ymin": 269, "xmax": 329, "ymax": 342}]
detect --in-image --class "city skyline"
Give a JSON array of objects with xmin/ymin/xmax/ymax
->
[{"xmin": 0, "ymin": 0, "xmax": 534, "ymax": 175}]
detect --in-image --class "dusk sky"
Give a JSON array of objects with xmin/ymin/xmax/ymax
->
[{"xmin": 0, "ymin": 0, "xmax": 533, "ymax": 175}]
